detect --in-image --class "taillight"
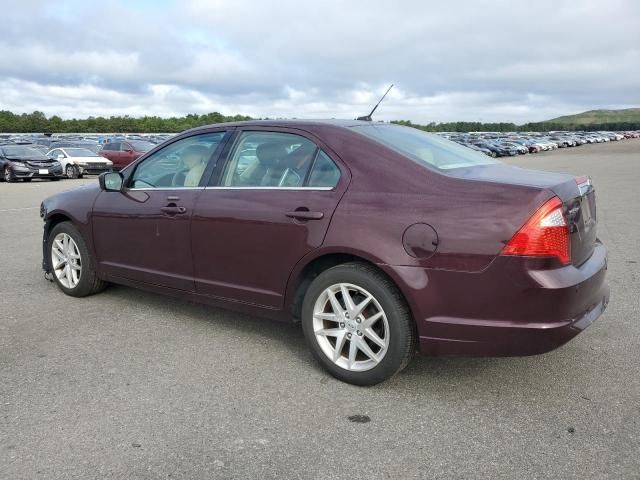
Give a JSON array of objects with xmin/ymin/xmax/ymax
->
[{"xmin": 501, "ymin": 196, "xmax": 571, "ymax": 264}]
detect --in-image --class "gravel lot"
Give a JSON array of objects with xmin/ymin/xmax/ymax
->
[{"xmin": 1, "ymin": 140, "xmax": 639, "ymax": 479}]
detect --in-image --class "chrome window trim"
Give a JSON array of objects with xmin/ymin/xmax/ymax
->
[
  {"xmin": 204, "ymin": 186, "xmax": 334, "ymax": 191},
  {"xmin": 127, "ymin": 186, "xmax": 204, "ymax": 191}
]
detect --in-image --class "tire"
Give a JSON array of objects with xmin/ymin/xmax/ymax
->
[
  {"xmin": 301, "ymin": 262, "xmax": 416, "ymax": 386},
  {"xmin": 47, "ymin": 221, "xmax": 107, "ymax": 297},
  {"xmin": 4, "ymin": 166, "xmax": 15, "ymax": 182},
  {"xmin": 23, "ymin": 178, "xmax": 32, "ymax": 182},
  {"xmin": 65, "ymin": 164, "xmax": 78, "ymax": 179}
]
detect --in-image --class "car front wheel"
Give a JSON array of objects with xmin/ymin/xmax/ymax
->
[
  {"xmin": 301, "ymin": 262, "xmax": 416, "ymax": 386},
  {"xmin": 65, "ymin": 164, "xmax": 79, "ymax": 179},
  {"xmin": 47, "ymin": 222, "xmax": 106, "ymax": 297},
  {"xmin": 4, "ymin": 166, "xmax": 15, "ymax": 182}
]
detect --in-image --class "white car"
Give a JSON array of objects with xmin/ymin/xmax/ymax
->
[{"xmin": 46, "ymin": 147, "xmax": 113, "ymax": 179}]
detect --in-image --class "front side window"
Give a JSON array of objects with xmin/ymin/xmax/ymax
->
[
  {"xmin": 222, "ymin": 131, "xmax": 318, "ymax": 187},
  {"xmin": 353, "ymin": 124, "xmax": 500, "ymax": 171},
  {"xmin": 130, "ymin": 132, "xmax": 225, "ymax": 189}
]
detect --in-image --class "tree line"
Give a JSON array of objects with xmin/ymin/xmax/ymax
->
[
  {"xmin": 0, "ymin": 111, "xmax": 252, "ymax": 133},
  {"xmin": 0, "ymin": 110, "xmax": 638, "ymax": 133}
]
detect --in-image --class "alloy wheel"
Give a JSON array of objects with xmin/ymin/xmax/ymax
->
[
  {"xmin": 66, "ymin": 165, "xmax": 76, "ymax": 178},
  {"xmin": 51, "ymin": 233, "xmax": 82, "ymax": 289},
  {"xmin": 312, "ymin": 283, "xmax": 390, "ymax": 372}
]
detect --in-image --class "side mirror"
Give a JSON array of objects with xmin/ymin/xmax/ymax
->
[
  {"xmin": 57, "ymin": 154, "xmax": 65, "ymax": 159},
  {"xmin": 125, "ymin": 148, "xmax": 134, "ymax": 153},
  {"xmin": 99, "ymin": 171, "xmax": 124, "ymax": 192}
]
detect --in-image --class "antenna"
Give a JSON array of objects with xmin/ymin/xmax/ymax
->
[{"xmin": 357, "ymin": 84, "xmax": 394, "ymax": 121}]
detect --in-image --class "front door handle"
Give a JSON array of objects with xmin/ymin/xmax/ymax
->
[
  {"xmin": 285, "ymin": 210, "xmax": 324, "ymax": 220},
  {"xmin": 161, "ymin": 206, "xmax": 187, "ymax": 215}
]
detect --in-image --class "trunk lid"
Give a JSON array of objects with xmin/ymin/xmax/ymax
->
[{"xmin": 447, "ymin": 163, "xmax": 597, "ymax": 266}]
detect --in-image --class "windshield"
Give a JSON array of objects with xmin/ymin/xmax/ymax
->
[
  {"xmin": 1, "ymin": 145, "xmax": 48, "ymax": 158},
  {"xmin": 65, "ymin": 148, "xmax": 99, "ymax": 157},
  {"xmin": 353, "ymin": 124, "xmax": 500, "ymax": 171},
  {"xmin": 128, "ymin": 140, "xmax": 154, "ymax": 152}
]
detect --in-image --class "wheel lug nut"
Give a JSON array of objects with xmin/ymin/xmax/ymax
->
[
  {"xmin": 347, "ymin": 333, "xmax": 352, "ymax": 339},
  {"xmin": 345, "ymin": 313, "xmax": 349, "ymax": 318},
  {"xmin": 357, "ymin": 331, "xmax": 363, "ymax": 336},
  {"xmin": 339, "ymin": 322, "xmax": 345, "ymax": 328},
  {"xmin": 356, "ymin": 318, "xmax": 361, "ymax": 323}
]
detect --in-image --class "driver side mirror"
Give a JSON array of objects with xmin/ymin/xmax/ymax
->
[
  {"xmin": 57, "ymin": 154, "xmax": 65, "ymax": 160},
  {"xmin": 99, "ymin": 171, "xmax": 124, "ymax": 192}
]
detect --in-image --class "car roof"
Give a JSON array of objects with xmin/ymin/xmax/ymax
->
[{"xmin": 183, "ymin": 118, "xmax": 381, "ymax": 134}]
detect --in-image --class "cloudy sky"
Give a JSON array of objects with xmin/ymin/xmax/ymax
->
[{"xmin": 1, "ymin": 0, "xmax": 639, "ymax": 123}]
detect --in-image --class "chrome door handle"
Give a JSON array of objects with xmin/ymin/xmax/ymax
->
[
  {"xmin": 285, "ymin": 210, "xmax": 324, "ymax": 220},
  {"xmin": 160, "ymin": 206, "xmax": 187, "ymax": 215}
]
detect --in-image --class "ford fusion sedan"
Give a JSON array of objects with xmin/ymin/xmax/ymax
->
[
  {"xmin": 1, "ymin": 145, "xmax": 64, "ymax": 182},
  {"xmin": 47, "ymin": 147, "xmax": 113, "ymax": 179},
  {"xmin": 40, "ymin": 120, "xmax": 609, "ymax": 385}
]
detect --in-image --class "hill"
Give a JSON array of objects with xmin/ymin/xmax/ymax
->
[{"xmin": 544, "ymin": 108, "xmax": 640, "ymax": 125}]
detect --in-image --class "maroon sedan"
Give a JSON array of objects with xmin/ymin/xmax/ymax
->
[
  {"xmin": 40, "ymin": 120, "xmax": 609, "ymax": 385},
  {"xmin": 99, "ymin": 139, "xmax": 155, "ymax": 170}
]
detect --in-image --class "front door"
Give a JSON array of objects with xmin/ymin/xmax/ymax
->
[
  {"xmin": 191, "ymin": 129, "xmax": 348, "ymax": 308},
  {"xmin": 92, "ymin": 131, "xmax": 229, "ymax": 290}
]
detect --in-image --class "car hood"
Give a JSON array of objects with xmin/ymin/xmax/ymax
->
[{"xmin": 6, "ymin": 156, "xmax": 54, "ymax": 162}]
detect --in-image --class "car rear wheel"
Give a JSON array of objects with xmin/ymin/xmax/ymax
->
[
  {"xmin": 301, "ymin": 262, "xmax": 416, "ymax": 386},
  {"xmin": 47, "ymin": 222, "xmax": 106, "ymax": 297}
]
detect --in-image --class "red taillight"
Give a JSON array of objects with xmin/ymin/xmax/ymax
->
[{"xmin": 501, "ymin": 196, "xmax": 571, "ymax": 264}]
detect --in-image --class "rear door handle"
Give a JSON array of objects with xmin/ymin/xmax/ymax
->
[
  {"xmin": 285, "ymin": 210, "xmax": 324, "ymax": 220},
  {"xmin": 161, "ymin": 206, "xmax": 187, "ymax": 215}
]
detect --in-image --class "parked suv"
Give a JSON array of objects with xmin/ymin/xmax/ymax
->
[{"xmin": 99, "ymin": 140, "xmax": 155, "ymax": 170}]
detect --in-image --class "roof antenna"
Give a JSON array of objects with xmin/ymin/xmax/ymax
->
[{"xmin": 357, "ymin": 84, "xmax": 394, "ymax": 121}]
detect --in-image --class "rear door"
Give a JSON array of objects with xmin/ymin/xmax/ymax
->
[
  {"xmin": 191, "ymin": 128, "xmax": 349, "ymax": 308},
  {"xmin": 92, "ymin": 131, "xmax": 230, "ymax": 290}
]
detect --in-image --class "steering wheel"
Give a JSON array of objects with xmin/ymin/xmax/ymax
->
[{"xmin": 171, "ymin": 169, "xmax": 188, "ymax": 187}]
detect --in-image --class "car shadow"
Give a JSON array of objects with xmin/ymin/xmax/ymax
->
[{"xmin": 94, "ymin": 284, "xmax": 582, "ymax": 392}]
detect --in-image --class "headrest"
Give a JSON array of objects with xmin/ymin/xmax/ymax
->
[
  {"xmin": 182, "ymin": 144, "xmax": 210, "ymax": 161},
  {"xmin": 256, "ymin": 142, "xmax": 288, "ymax": 168}
]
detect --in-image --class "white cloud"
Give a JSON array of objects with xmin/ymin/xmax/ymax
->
[{"xmin": 0, "ymin": 0, "xmax": 638, "ymax": 124}]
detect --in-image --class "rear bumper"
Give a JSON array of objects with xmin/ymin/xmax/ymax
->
[{"xmin": 383, "ymin": 242, "xmax": 609, "ymax": 357}]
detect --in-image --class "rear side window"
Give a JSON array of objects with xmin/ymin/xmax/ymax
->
[
  {"xmin": 308, "ymin": 151, "xmax": 340, "ymax": 188},
  {"xmin": 222, "ymin": 131, "xmax": 318, "ymax": 188}
]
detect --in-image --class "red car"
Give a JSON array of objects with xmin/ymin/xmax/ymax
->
[
  {"xmin": 40, "ymin": 120, "xmax": 609, "ymax": 385},
  {"xmin": 99, "ymin": 139, "xmax": 155, "ymax": 170}
]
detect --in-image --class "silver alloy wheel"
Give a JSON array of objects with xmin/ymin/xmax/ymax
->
[
  {"xmin": 66, "ymin": 164, "xmax": 75, "ymax": 178},
  {"xmin": 313, "ymin": 283, "xmax": 390, "ymax": 372},
  {"xmin": 51, "ymin": 233, "xmax": 82, "ymax": 289},
  {"xmin": 4, "ymin": 167, "xmax": 10, "ymax": 181}
]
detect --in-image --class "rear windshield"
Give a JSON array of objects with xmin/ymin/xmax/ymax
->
[{"xmin": 352, "ymin": 124, "xmax": 500, "ymax": 171}]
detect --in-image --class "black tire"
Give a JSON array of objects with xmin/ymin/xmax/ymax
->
[
  {"xmin": 301, "ymin": 262, "xmax": 416, "ymax": 386},
  {"xmin": 47, "ymin": 221, "xmax": 107, "ymax": 297},
  {"xmin": 4, "ymin": 166, "xmax": 15, "ymax": 182},
  {"xmin": 65, "ymin": 164, "xmax": 78, "ymax": 179},
  {"xmin": 50, "ymin": 178, "xmax": 61, "ymax": 181},
  {"xmin": 23, "ymin": 178, "xmax": 32, "ymax": 182}
]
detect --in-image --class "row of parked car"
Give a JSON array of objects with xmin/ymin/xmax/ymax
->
[
  {"xmin": 438, "ymin": 130, "xmax": 640, "ymax": 157},
  {"xmin": 0, "ymin": 133, "xmax": 175, "ymax": 182},
  {"xmin": 0, "ymin": 129, "xmax": 638, "ymax": 182}
]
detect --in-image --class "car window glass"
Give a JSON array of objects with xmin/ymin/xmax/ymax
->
[
  {"xmin": 130, "ymin": 132, "xmax": 225, "ymax": 189},
  {"xmin": 307, "ymin": 150, "xmax": 341, "ymax": 188},
  {"xmin": 222, "ymin": 131, "xmax": 317, "ymax": 187}
]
